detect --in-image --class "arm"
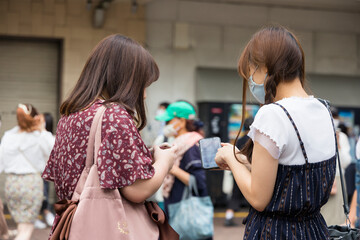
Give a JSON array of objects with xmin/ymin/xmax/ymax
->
[
  {"xmin": 119, "ymin": 145, "xmax": 177, "ymax": 203},
  {"xmin": 216, "ymin": 142, "xmax": 278, "ymax": 212},
  {"xmin": 39, "ymin": 131, "xmax": 56, "ymax": 159},
  {"xmin": 170, "ymin": 166, "xmax": 190, "ymax": 186},
  {"xmin": 348, "ymin": 189, "xmax": 357, "ymax": 228},
  {"xmin": 169, "ymin": 145, "xmax": 204, "ymax": 187}
]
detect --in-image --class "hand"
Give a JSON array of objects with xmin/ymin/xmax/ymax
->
[
  {"xmin": 159, "ymin": 142, "xmax": 172, "ymax": 149},
  {"xmin": 215, "ymin": 143, "xmax": 250, "ymax": 170},
  {"xmin": 153, "ymin": 144, "xmax": 178, "ymax": 171},
  {"xmin": 215, "ymin": 143, "xmax": 235, "ymax": 170}
]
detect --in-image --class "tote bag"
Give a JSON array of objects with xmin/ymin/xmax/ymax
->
[{"xmin": 168, "ymin": 175, "xmax": 214, "ymax": 240}]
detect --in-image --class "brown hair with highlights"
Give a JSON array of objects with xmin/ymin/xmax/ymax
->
[
  {"xmin": 235, "ymin": 26, "xmax": 306, "ymax": 163},
  {"xmin": 60, "ymin": 34, "xmax": 159, "ymax": 130}
]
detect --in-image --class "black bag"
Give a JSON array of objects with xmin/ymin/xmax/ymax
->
[
  {"xmin": 321, "ymin": 100, "xmax": 360, "ymax": 240},
  {"xmin": 328, "ymin": 225, "xmax": 360, "ymax": 239}
]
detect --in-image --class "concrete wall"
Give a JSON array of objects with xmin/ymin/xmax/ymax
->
[
  {"xmin": 145, "ymin": 0, "xmax": 360, "ymax": 123},
  {"xmin": 0, "ymin": 0, "xmax": 147, "ymax": 100}
]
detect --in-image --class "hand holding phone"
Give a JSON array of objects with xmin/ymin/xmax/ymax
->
[{"xmin": 199, "ymin": 137, "xmax": 221, "ymax": 169}]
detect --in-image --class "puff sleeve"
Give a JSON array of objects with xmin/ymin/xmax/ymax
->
[
  {"xmin": 97, "ymin": 105, "xmax": 155, "ymax": 189},
  {"xmin": 247, "ymin": 104, "xmax": 289, "ymax": 160}
]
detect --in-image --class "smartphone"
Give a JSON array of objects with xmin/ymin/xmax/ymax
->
[{"xmin": 199, "ymin": 137, "xmax": 221, "ymax": 169}]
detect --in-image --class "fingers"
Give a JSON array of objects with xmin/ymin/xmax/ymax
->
[
  {"xmin": 159, "ymin": 142, "xmax": 172, "ymax": 149},
  {"xmin": 221, "ymin": 142, "xmax": 232, "ymax": 147}
]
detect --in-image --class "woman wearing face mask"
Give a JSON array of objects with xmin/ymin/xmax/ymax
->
[
  {"xmin": 215, "ymin": 26, "xmax": 337, "ymax": 239},
  {"xmin": 156, "ymin": 101, "xmax": 212, "ymax": 240}
]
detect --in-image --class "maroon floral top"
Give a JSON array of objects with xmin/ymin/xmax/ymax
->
[{"xmin": 42, "ymin": 100, "xmax": 155, "ymax": 200}]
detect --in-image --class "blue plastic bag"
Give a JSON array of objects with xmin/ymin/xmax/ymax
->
[{"xmin": 168, "ymin": 175, "xmax": 214, "ymax": 240}]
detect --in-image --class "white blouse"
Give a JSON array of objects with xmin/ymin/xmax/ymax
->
[
  {"xmin": 248, "ymin": 96, "xmax": 336, "ymax": 166},
  {"xmin": 0, "ymin": 126, "xmax": 55, "ymax": 174}
]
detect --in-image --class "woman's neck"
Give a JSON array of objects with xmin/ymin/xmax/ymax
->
[
  {"xmin": 176, "ymin": 128, "xmax": 189, "ymax": 137},
  {"xmin": 274, "ymin": 77, "xmax": 309, "ymax": 102}
]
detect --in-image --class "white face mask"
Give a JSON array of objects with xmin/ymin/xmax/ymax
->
[
  {"xmin": 248, "ymin": 66, "xmax": 267, "ymax": 104},
  {"xmin": 163, "ymin": 123, "xmax": 180, "ymax": 138}
]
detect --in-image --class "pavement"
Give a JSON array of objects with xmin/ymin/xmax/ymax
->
[{"xmin": 6, "ymin": 211, "xmax": 247, "ymax": 239}]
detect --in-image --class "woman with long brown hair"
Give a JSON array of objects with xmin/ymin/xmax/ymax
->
[
  {"xmin": 42, "ymin": 35, "xmax": 177, "ymax": 239},
  {"xmin": 215, "ymin": 26, "xmax": 337, "ymax": 239}
]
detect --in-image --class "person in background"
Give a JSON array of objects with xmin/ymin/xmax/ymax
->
[
  {"xmin": 320, "ymin": 107, "xmax": 352, "ymax": 225},
  {"xmin": 349, "ymin": 136, "xmax": 360, "ymax": 227},
  {"xmin": 193, "ymin": 119, "xmax": 205, "ymax": 137},
  {"xmin": 42, "ymin": 35, "xmax": 177, "ymax": 239},
  {"xmin": 34, "ymin": 113, "xmax": 56, "ymax": 229},
  {"xmin": 156, "ymin": 101, "xmax": 212, "ymax": 240},
  {"xmin": 224, "ymin": 117, "xmax": 253, "ymax": 227},
  {"xmin": 0, "ymin": 115, "xmax": 17, "ymax": 240},
  {"xmin": 215, "ymin": 26, "xmax": 337, "ymax": 238},
  {"xmin": 153, "ymin": 102, "xmax": 174, "ymax": 146},
  {"xmin": 0, "ymin": 104, "xmax": 54, "ymax": 240},
  {"xmin": 156, "ymin": 102, "xmax": 170, "ymax": 133},
  {"xmin": 150, "ymin": 104, "xmax": 205, "ymax": 210}
]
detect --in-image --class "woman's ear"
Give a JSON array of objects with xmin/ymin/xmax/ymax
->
[{"xmin": 260, "ymin": 66, "xmax": 268, "ymax": 75}]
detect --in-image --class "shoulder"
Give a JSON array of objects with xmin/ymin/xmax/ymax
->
[
  {"xmin": 3, "ymin": 126, "xmax": 19, "ymax": 136},
  {"xmin": 183, "ymin": 144, "xmax": 201, "ymax": 162},
  {"xmin": 1, "ymin": 126, "xmax": 21, "ymax": 143},
  {"xmin": 103, "ymin": 103, "xmax": 136, "ymax": 131},
  {"xmin": 252, "ymin": 104, "xmax": 287, "ymax": 128},
  {"xmin": 186, "ymin": 144, "xmax": 201, "ymax": 155},
  {"xmin": 256, "ymin": 103, "xmax": 284, "ymax": 116}
]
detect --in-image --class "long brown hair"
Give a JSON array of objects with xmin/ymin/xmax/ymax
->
[
  {"xmin": 234, "ymin": 26, "xmax": 306, "ymax": 163},
  {"xmin": 60, "ymin": 34, "xmax": 159, "ymax": 130}
]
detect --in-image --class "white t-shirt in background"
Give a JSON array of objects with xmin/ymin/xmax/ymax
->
[{"xmin": 0, "ymin": 126, "xmax": 55, "ymax": 174}]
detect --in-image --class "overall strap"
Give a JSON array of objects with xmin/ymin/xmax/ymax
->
[{"xmin": 273, "ymin": 103, "xmax": 309, "ymax": 164}]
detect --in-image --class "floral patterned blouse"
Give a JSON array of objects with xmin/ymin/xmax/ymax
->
[{"xmin": 42, "ymin": 100, "xmax": 155, "ymax": 201}]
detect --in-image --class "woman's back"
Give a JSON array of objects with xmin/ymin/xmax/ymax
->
[
  {"xmin": 43, "ymin": 101, "xmax": 155, "ymax": 200},
  {"xmin": 244, "ymin": 98, "xmax": 337, "ymax": 239},
  {"xmin": 248, "ymin": 96, "xmax": 336, "ymax": 166},
  {"xmin": 0, "ymin": 126, "xmax": 54, "ymax": 174}
]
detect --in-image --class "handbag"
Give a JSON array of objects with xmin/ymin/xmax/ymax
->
[
  {"xmin": 51, "ymin": 105, "xmax": 178, "ymax": 240},
  {"xmin": 168, "ymin": 175, "xmax": 214, "ymax": 240},
  {"xmin": 320, "ymin": 100, "xmax": 360, "ymax": 240}
]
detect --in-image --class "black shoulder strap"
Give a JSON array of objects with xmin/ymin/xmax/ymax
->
[
  {"xmin": 317, "ymin": 98, "xmax": 350, "ymax": 222},
  {"xmin": 273, "ymin": 103, "xmax": 309, "ymax": 164}
]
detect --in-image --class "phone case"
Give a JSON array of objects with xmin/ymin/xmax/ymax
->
[{"xmin": 199, "ymin": 137, "xmax": 221, "ymax": 169}]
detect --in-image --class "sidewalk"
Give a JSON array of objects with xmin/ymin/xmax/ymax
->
[{"xmin": 9, "ymin": 213, "xmax": 247, "ymax": 239}]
